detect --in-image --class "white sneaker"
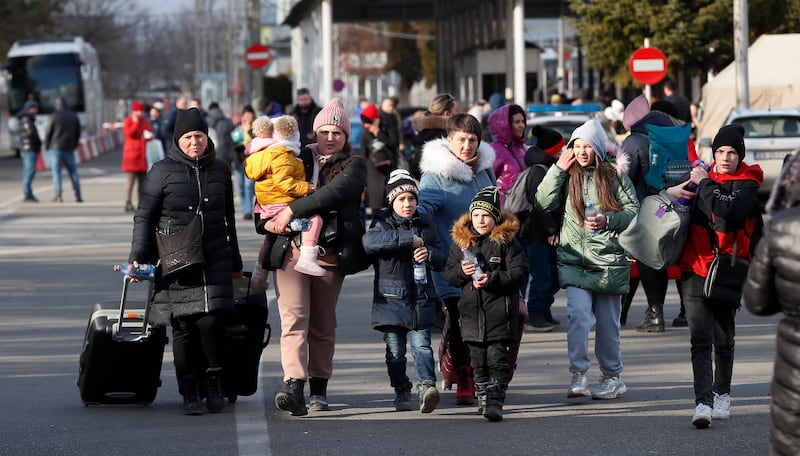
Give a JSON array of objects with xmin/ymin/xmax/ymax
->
[
  {"xmin": 591, "ymin": 374, "xmax": 627, "ymax": 400},
  {"xmin": 567, "ymin": 372, "xmax": 591, "ymax": 398},
  {"xmin": 692, "ymin": 403, "xmax": 712, "ymax": 428},
  {"xmin": 712, "ymin": 393, "xmax": 730, "ymax": 420}
]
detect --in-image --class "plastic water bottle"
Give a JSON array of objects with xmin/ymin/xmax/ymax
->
[
  {"xmin": 413, "ymin": 261, "xmax": 427, "ymax": 285},
  {"xmin": 114, "ymin": 263, "xmax": 156, "ymax": 280},
  {"xmin": 461, "ymin": 246, "xmax": 484, "ymax": 281},
  {"xmin": 584, "ymin": 200, "xmax": 599, "ymax": 236},
  {"xmin": 288, "ymin": 218, "xmax": 311, "ymax": 232},
  {"xmin": 676, "ymin": 160, "xmax": 709, "ymax": 205}
]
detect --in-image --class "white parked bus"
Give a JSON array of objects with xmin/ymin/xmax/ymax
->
[{"xmin": 2, "ymin": 36, "xmax": 104, "ymax": 153}]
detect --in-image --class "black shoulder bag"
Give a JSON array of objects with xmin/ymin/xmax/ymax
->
[
  {"xmin": 702, "ymin": 228, "xmax": 749, "ymax": 309},
  {"xmin": 156, "ymin": 178, "xmax": 205, "ymax": 277}
]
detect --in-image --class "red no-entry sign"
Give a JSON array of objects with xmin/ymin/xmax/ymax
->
[
  {"xmin": 246, "ymin": 43, "xmax": 272, "ymax": 70},
  {"xmin": 629, "ymin": 47, "xmax": 668, "ymax": 85}
]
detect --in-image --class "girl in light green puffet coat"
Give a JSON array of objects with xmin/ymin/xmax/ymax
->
[
  {"xmin": 534, "ymin": 122, "xmax": 638, "ymax": 295},
  {"xmin": 534, "ymin": 119, "xmax": 639, "ymax": 400}
]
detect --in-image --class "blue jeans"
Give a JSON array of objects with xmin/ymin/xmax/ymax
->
[
  {"xmin": 681, "ymin": 273, "xmax": 736, "ymax": 406},
  {"xmin": 234, "ymin": 162, "xmax": 254, "ymax": 215},
  {"xmin": 20, "ymin": 150, "xmax": 38, "ymax": 198},
  {"xmin": 48, "ymin": 149, "xmax": 81, "ymax": 199},
  {"xmin": 383, "ymin": 327, "xmax": 436, "ymax": 388},
  {"xmin": 520, "ymin": 238, "xmax": 558, "ymax": 315},
  {"xmin": 565, "ymin": 287, "xmax": 623, "ymax": 376}
]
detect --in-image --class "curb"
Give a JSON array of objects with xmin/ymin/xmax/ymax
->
[{"xmin": 36, "ymin": 128, "xmax": 123, "ymax": 171}]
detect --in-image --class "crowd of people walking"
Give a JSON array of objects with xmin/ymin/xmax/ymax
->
[{"xmin": 36, "ymin": 85, "xmax": 789, "ymax": 440}]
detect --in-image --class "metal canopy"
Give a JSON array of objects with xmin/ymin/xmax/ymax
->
[{"xmin": 282, "ymin": 0, "xmax": 568, "ymax": 26}]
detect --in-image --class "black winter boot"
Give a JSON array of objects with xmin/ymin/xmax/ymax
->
[
  {"xmin": 308, "ymin": 377, "xmax": 330, "ymax": 411},
  {"xmin": 527, "ymin": 310, "xmax": 554, "ymax": 332},
  {"xmin": 275, "ymin": 378, "xmax": 308, "ymax": 416},
  {"xmin": 205, "ymin": 367, "xmax": 225, "ymax": 413},
  {"xmin": 474, "ymin": 382, "xmax": 488, "ymax": 416},
  {"xmin": 544, "ymin": 308, "xmax": 560, "ymax": 326},
  {"xmin": 636, "ymin": 305, "xmax": 665, "ymax": 332},
  {"xmin": 178, "ymin": 375, "xmax": 203, "ymax": 415},
  {"xmin": 483, "ymin": 383, "xmax": 505, "ymax": 422}
]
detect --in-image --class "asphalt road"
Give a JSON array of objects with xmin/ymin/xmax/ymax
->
[{"xmin": 0, "ymin": 149, "xmax": 779, "ymax": 455}]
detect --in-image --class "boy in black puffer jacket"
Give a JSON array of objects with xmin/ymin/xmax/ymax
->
[{"xmin": 445, "ymin": 186, "xmax": 529, "ymax": 421}]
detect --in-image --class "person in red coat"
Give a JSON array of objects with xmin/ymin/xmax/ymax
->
[{"xmin": 122, "ymin": 101, "xmax": 153, "ymax": 212}]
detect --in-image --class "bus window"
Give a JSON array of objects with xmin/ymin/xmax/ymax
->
[{"xmin": 6, "ymin": 53, "xmax": 84, "ymax": 115}]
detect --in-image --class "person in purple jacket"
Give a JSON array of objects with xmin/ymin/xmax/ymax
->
[{"xmin": 487, "ymin": 104, "xmax": 528, "ymax": 207}]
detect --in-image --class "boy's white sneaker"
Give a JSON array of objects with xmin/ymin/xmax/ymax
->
[
  {"xmin": 692, "ymin": 403, "xmax": 712, "ymax": 428},
  {"xmin": 712, "ymin": 392, "xmax": 730, "ymax": 420}
]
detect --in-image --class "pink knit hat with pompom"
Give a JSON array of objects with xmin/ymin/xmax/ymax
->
[{"xmin": 312, "ymin": 98, "xmax": 351, "ymax": 138}]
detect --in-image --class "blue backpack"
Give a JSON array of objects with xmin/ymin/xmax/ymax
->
[{"xmin": 643, "ymin": 122, "xmax": 692, "ymax": 191}]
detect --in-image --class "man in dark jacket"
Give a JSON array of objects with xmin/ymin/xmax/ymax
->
[
  {"xmin": 290, "ymin": 88, "xmax": 322, "ymax": 148},
  {"xmin": 517, "ymin": 126, "xmax": 565, "ymax": 331},
  {"xmin": 18, "ymin": 100, "xmax": 42, "ymax": 202},
  {"xmin": 663, "ymin": 78, "xmax": 692, "ymax": 124},
  {"xmin": 206, "ymin": 102, "xmax": 235, "ymax": 165},
  {"xmin": 45, "ymin": 97, "xmax": 83, "ymax": 202}
]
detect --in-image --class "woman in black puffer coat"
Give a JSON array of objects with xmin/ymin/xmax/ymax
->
[
  {"xmin": 129, "ymin": 108, "xmax": 243, "ymax": 415},
  {"xmin": 743, "ymin": 151, "xmax": 800, "ymax": 456}
]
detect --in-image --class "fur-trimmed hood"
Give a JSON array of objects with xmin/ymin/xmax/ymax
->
[
  {"xmin": 420, "ymin": 138, "xmax": 496, "ymax": 183},
  {"xmin": 451, "ymin": 210, "xmax": 520, "ymax": 249}
]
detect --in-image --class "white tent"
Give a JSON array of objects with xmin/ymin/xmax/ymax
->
[{"xmin": 698, "ymin": 33, "xmax": 800, "ymax": 142}]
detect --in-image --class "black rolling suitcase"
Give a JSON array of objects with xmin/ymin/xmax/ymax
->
[
  {"xmin": 223, "ymin": 271, "xmax": 271, "ymax": 402},
  {"xmin": 77, "ymin": 277, "xmax": 167, "ymax": 405}
]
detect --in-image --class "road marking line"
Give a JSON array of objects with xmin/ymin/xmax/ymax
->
[{"xmin": 235, "ymin": 287, "xmax": 277, "ymax": 456}]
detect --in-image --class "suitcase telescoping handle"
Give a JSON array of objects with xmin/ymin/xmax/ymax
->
[{"xmin": 113, "ymin": 276, "xmax": 155, "ymax": 343}]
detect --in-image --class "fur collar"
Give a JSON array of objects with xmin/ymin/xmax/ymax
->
[
  {"xmin": 413, "ymin": 115, "xmax": 448, "ymax": 132},
  {"xmin": 451, "ymin": 210, "xmax": 519, "ymax": 249},
  {"xmin": 419, "ymin": 138, "xmax": 496, "ymax": 183}
]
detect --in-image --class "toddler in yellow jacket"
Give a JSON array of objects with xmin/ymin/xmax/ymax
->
[{"xmin": 245, "ymin": 115, "xmax": 325, "ymax": 287}]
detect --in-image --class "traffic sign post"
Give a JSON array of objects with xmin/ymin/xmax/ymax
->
[
  {"xmin": 629, "ymin": 44, "xmax": 668, "ymax": 101},
  {"xmin": 246, "ymin": 43, "xmax": 272, "ymax": 70}
]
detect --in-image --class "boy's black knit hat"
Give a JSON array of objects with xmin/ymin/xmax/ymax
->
[
  {"xmin": 712, "ymin": 124, "xmax": 746, "ymax": 161},
  {"xmin": 469, "ymin": 186, "xmax": 502, "ymax": 222},
  {"xmin": 385, "ymin": 169, "xmax": 418, "ymax": 205}
]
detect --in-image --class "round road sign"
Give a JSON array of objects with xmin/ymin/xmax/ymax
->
[
  {"xmin": 629, "ymin": 47, "xmax": 668, "ymax": 85},
  {"xmin": 246, "ymin": 43, "xmax": 272, "ymax": 70}
]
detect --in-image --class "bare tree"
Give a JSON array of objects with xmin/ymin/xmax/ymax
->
[{"xmin": 0, "ymin": 0, "xmax": 60, "ymax": 57}]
